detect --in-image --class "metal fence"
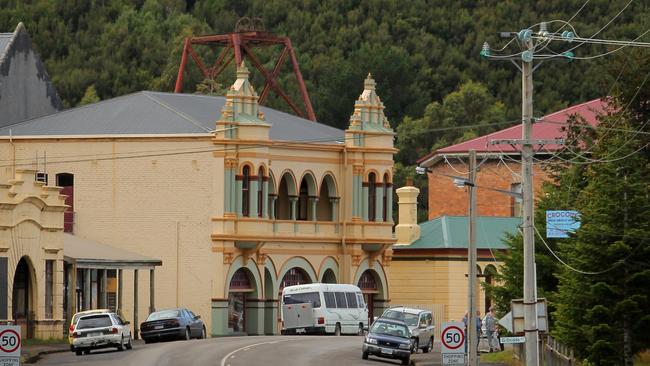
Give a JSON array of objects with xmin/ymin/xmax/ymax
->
[
  {"xmin": 391, "ymin": 303, "xmax": 445, "ymax": 343},
  {"xmin": 513, "ymin": 335, "xmax": 577, "ymax": 366}
]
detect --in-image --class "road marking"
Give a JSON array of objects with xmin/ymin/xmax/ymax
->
[{"xmin": 220, "ymin": 340, "xmax": 284, "ymax": 366}]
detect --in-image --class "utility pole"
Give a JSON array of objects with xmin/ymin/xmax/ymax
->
[
  {"xmin": 467, "ymin": 149, "xmax": 478, "ymax": 366},
  {"xmin": 520, "ymin": 36, "xmax": 540, "ymax": 366}
]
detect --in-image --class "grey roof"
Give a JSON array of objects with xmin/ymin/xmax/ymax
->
[
  {"xmin": 0, "ymin": 91, "xmax": 345, "ymax": 142},
  {"xmin": 64, "ymin": 233, "xmax": 162, "ymax": 269},
  {"xmin": 0, "ymin": 33, "xmax": 12, "ymax": 58},
  {"xmin": 0, "ymin": 23, "xmax": 63, "ymax": 127}
]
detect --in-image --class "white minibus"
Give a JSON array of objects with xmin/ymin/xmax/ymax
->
[{"xmin": 281, "ymin": 283, "xmax": 368, "ymax": 335}]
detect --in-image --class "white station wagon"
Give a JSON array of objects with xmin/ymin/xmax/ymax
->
[{"xmin": 71, "ymin": 313, "xmax": 132, "ymax": 355}]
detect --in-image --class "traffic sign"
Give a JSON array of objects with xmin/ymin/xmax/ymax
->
[
  {"xmin": 440, "ymin": 322, "xmax": 465, "ymax": 354},
  {"xmin": 500, "ymin": 336, "xmax": 526, "ymax": 344},
  {"xmin": 0, "ymin": 325, "xmax": 21, "ymax": 366}
]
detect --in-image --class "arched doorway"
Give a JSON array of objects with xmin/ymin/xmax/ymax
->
[
  {"xmin": 358, "ymin": 270, "xmax": 379, "ymax": 325},
  {"xmin": 12, "ymin": 257, "xmax": 35, "ymax": 338},
  {"xmin": 228, "ymin": 268, "xmax": 254, "ymax": 334},
  {"xmin": 279, "ymin": 267, "xmax": 311, "ymax": 291},
  {"xmin": 322, "ymin": 269, "xmax": 337, "ymax": 284}
]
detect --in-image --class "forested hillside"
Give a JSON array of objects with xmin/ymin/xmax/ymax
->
[{"xmin": 1, "ymin": 0, "xmax": 646, "ymax": 164}]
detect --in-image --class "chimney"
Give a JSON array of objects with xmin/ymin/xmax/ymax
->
[{"xmin": 394, "ymin": 183, "xmax": 420, "ymax": 246}]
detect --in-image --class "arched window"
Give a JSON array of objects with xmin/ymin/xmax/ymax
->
[
  {"xmin": 257, "ymin": 167, "xmax": 264, "ymax": 217},
  {"xmin": 382, "ymin": 174, "xmax": 389, "ymax": 222},
  {"xmin": 242, "ymin": 165, "xmax": 251, "ymax": 217},
  {"xmin": 298, "ymin": 180, "xmax": 309, "ymax": 220},
  {"xmin": 368, "ymin": 173, "xmax": 377, "ymax": 221}
]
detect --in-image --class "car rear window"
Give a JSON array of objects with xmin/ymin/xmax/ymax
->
[
  {"xmin": 147, "ymin": 310, "xmax": 180, "ymax": 321},
  {"xmin": 77, "ymin": 315, "xmax": 112, "ymax": 329},
  {"xmin": 383, "ymin": 310, "xmax": 419, "ymax": 326}
]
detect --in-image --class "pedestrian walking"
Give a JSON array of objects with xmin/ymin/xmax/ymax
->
[{"xmin": 483, "ymin": 306, "xmax": 498, "ymax": 352}]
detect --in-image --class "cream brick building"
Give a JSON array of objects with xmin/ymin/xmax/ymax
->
[{"xmin": 0, "ymin": 65, "xmax": 396, "ymax": 337}]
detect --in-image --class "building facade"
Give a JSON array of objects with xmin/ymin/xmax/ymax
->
[{"xmin": 0, "ymin": 66, "xmax": 396, "ymax": 337}]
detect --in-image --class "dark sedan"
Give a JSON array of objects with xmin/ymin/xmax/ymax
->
[
  {"xmin": 140, "ymin": 308, "xmax": 206, "ymax": 343},
  {"xmin": 362, "ymin": 318, "xmax": 413, "ymax": 365}
]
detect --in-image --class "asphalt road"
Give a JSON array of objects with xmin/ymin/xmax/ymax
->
[{"xmin": 37, "ymin": 336, "xmax": 440, "ymax": 366}]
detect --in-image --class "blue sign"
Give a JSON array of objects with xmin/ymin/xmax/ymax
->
[{"xmin": 546, "ymin": 210, "xmax": 581, "ymax": 238}]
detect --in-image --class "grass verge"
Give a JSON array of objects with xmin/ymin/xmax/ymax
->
[{"xmin": 480, "ymin": 350, "xmax": 523, "ymax": 366}]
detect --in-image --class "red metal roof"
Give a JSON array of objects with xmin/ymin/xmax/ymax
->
[{"xmin": 417, "ymin": 99, "xmax": 606, "ymax": 163}]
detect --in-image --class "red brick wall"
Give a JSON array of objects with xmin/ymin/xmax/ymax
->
[{"xmin": 427, "ymin": 158, "xmax": 550, "ymax": 219}]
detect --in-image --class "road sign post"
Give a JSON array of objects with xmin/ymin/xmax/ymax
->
[
  {"xmin": 0, "ymin": 325, "xmax": 21, "ymax": 366},
  {"xmin": 441, "ymin": 322, "xmax": 465, "ymax": 366}
]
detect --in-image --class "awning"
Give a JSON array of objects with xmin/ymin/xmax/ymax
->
[{"xmin": 63, "ymin": 234, "xmax": 162, "ymax": 269}]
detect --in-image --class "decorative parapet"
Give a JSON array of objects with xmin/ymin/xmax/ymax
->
[
  {"xmin": 0, "ymin": 170, "xmax": 67, "ymax": 231},
  {"xmin": 348, "ymin": 74, "xmax": 392, "ymax": 133},
  {"xmin": 215, "ymin": 62, "xmax": 270, "ymax": 140}
]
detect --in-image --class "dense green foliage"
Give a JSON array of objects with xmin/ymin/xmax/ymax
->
[
  {"xmin": 493, "ymin": 50, "xmax": 650, "ymax": 364},
  {"xmin": 1, "ymin": 0, "xmax": 646, "ymax": 128}
]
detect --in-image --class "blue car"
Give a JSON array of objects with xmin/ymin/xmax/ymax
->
[{"xmin": 362, "ymin": 318, "xmax": 413, "ymax": 365}]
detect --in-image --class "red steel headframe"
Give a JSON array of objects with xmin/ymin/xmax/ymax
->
[{"xmin": 174, "ymin": 31, "xmax": 316, "ymax": 121}]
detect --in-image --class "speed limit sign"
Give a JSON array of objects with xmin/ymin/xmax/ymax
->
[
  {"xmin": 440, "ymin": 321, "xmax": 465, "ymax": 365},
  {"xmin": 0, "ymin": 325, "xmax": 21, "ymax": 366}
]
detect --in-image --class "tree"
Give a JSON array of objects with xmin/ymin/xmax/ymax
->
[
  {"xmin": 553, "ymin": 51, "xmax": 650, "ymax": 365},
  {"xmin": 78, "ymin": 85, "xmax": 100, "ymax": 106}
]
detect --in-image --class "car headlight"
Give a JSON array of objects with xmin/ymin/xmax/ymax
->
[
  {"xmin": 366, "ymin": 336, "xmax": 378, "ymax": 344},
  {"xmin": 399, "ymin": 343, "xmax": 411, "ymax": 349}
]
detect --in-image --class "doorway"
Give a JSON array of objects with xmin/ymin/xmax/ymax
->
[{"xmin": 12, "ymin": 257, "xmax": 34, "ymax": 338}]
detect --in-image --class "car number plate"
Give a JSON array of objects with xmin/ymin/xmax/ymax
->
[
  {"xmin": 381, "ymin": 348, "xmax": 393, "ymax": 355},
  {"xmin": 89, "ymin": 332, "xmax": 102, "ymax": 337},
  {"xmin": 154, "ymin": 325, "xmax": 164, "ymax": 330}
]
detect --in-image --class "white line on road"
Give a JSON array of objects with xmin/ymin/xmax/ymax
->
[{"xmin": 220, "ymin": 340, "xmax": 285, "ymax": 366}]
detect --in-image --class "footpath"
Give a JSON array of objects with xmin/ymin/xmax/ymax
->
[{"xmin": 412, "ymin": 344, "xmax": 509, "ymax": 366}]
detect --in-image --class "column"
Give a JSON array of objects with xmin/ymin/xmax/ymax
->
[
  {"xmin": 362, "ymin": 183, "xmax": 369, "ymax": 221},
  {"xmin": 235, "ymin": 178, "xmax": 243, "ymax": 216},
  {"xmin": 262, "ymin": 179, "xmax": 269, "ymax": 218},
  {"xmin": 375, "ymin": 185, "xmax": 384, "ymax": 223},
  {"xmin": 289, "ymin": 196, "xmax": 298, "ymax": 220},
  {"xmin": 330, "ymin": 198, "xmax": 339, "ymax": 222},
  {"xmin": 352, "ymin": 175, "xmax": 361, "ymax": 217},
  {"xmin": 117, "ymin": 269, "xmax": 123, "ymax": 316},
  {"xmin": 83, "ymin": 269, "xmax": 91, "ymax": 310},
  {"xmin": 386, "ymin": 184, "xmax": 393, "ymax": 222},
  {"xmin": 309, "ymin": 197, "xmax": 318, "ymax": 221},
  {"xmin": 133, "ymin": 269, "xmax": 139, "ymax": 340},
  {"xmin": 250, "ymin": 178, "xmax": 259, "ymax": 218},
  {"xmin": 269, "ymin": 195, "xmax": 277, "ymax": 220},
  {"xmin": 149, "ymin": 269, "xmax": 155, "ymax": 314},
  {"xmin": 100, "ymin": 269, "xmax": 108, "ymax": 309}
]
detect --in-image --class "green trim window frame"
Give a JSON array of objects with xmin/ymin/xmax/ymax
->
[
  {"xmin": 242, "ymin": 166, "xmax": 251, "ymax": 217},
  {"xmin": 368, "ymin": 173, "xmax": 377, "ymax": 222}
]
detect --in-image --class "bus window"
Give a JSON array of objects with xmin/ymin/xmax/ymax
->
[
  {"xmin": 324, "ymin": 292, "xmax": 336, "ymax": 308},
  {"xmin": 356, "ymin": 293, "xmax": 365, "ymax": 308},
  {"xmin": 334, "ymin": 292, "xmax": 347, "ymax": 308},
  {"xmin": 283, "ymin": 292, "xmax": 321, "ymax": 308},
  {"xmin": 345, "ymin": 292, "xmax": 358, "ymax": 308}
]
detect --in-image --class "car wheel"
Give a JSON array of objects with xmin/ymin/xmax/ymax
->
[
  {"xmin": 422, "ymin": 336, "xmax": 433, "ymax": 353},
  {"xmin": 83, "ymin": 350, "xmax": 91, "ymax": 355},
  {"xmin": 200, "ymin": 327, "xmax": 206, "ymax": 339},
  {"xmin": 362, "ymin": 350, "xmax": 369, "ymax": 360},
  {"xmin": 126, "ymin": 336, "xmax": 133, "ymax": 350},
  {"xmin": 411, "ymin": 338, "xmax": 419, "ymax": 354},
  {"xmin": 184, "ymin": 328, "xmax": 191, "ymax": 341},
  {"xmin": 117, "ymin": 336, "xmax": 125, "ymax": 351},
  {"xmin": 401, "ymin": 356, "xmax": 411, "ymax": 365},
  {"xmin": 75, "ymin": 350, "xmax": 82, "ymax": 356},
  {"xmin": 334, "ymin": 324, "xmax": 341, "ymax": 336}
]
